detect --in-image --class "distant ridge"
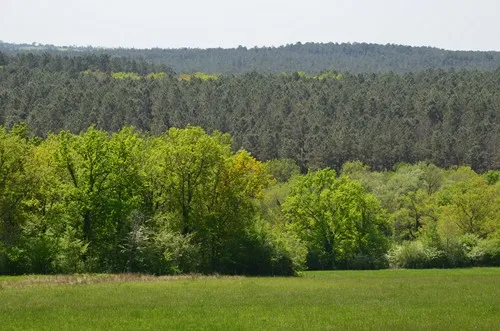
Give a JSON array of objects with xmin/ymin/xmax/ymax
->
[{"xmin": 1, "ymin": 41, "xmax": 500, "ymax": 74}]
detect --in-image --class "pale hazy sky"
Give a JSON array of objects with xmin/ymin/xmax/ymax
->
[{"xmin": 1, "ymin": 0, "xmax": 499, "ymax": 50}]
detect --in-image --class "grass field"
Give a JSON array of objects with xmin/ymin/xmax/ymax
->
[{"xmin": 1, "ymin": 269, "xmax": 499, "ymax": 330}]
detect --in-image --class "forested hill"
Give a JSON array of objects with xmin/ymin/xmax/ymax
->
[
  {"xmin": 1, "ymin": 52, "xmax": 499, "ymax": 172},
  {"xmin": 1, "ymin": 41, "xmax": 500, "ymax": 74}
]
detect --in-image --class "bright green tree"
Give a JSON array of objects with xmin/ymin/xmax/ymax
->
[
  {"xmin": 283, "ymin": 168, "xmax": 390, "ymax": 269},
  {"xmin": 0, "ymin": 125, "xmax": 34, "ymax": 246},
  {"xmin": 48, "ymin": 126, "xmax": 146, "ymax": 270}
]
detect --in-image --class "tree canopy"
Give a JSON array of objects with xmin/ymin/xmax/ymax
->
[
  {"xmin": 0, "ymin": 52, "xmax": 499, "ymax": 172},
  {"xmin": 2, "ymin": 41, "xmax": 500, "ymax": 74}
]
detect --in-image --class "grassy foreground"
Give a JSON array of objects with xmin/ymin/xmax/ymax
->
[{"xmin": 1, "ymin": 269, "xmax": 499, "ymax": 330}]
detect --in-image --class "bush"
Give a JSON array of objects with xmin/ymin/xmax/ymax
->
[
  {"xmin": 123, "ymin": 224, "xmax": 201, "ymax": 275},
  {"xmin": 267, "ymin": 228, "xmax": 307, "ymax": 275},
  {"xmin": 387, "ymin": 241, "xmax": 428, "ymax": 268},
  {"xmin": 0, "ymin": 242, "xmax": 7, "ymax": 274},
  {"xmin": 20, "ymin": 231, "xmax": 56, "ymax": 274},
  {"xmin": 7, "ymin": 223, "xmax": 59, "ymax": 274},
  {"xmin": 388, "ymin": 234, "xmax": 500, "ymax": 269},
  {"xmin": 153, "ymin": 229, "xmax": 201, "ymax": 274},
  {"xmin": 388, "ymin": 237, "xmax": 475, "ymax": 269},
  {"xmin": 52, "ymin": 226, "xmax": 88, "ymax": 273},
  {"xmin": 218, "ymin": 221, "xmax": 307, "ymax": 276},
  {"xmin": 214, "ymin": 218, "xmax": 307, "ymax": 276},
  {"xmin": 468, "ymin": 238, "xmax": 500, "ymax": 266},
  {"xmin": 346, "ymin": 253, "xmax": 389, "ymax": 270}
]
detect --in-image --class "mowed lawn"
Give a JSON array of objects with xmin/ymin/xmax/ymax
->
[{"xmin": 1, "ymin": 269, "xmax": 499, "ymax": 330}]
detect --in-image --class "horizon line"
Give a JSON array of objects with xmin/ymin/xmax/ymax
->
[{"xmin": 1, "ymin": 40, "xmax": 500, "ymax": 53}]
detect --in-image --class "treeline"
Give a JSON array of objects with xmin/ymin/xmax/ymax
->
[
  {"xmin": 0, "ymin": 125, "xmax": 296, "ymax": 275},
  {"xmin": 0, "ymin": 52, "xmax": 174, "ymax": 75},
  {"xmin": 1, "ymin": 125, "xmax": 499, "ymax": 275},
  {"xmin": 270, "ymin": 160, "xmax": 500, "ymax": 269},
  {"xmin": 2, "ymin": 41, "xmax": 500, "ymax": 74},
  {"xmin": 339, "ymin": 162, "xmax": 500, "ymax": 268},
  {"xmin": 1, "ymin": 53, "xmax": 499, "ymax": 172}
]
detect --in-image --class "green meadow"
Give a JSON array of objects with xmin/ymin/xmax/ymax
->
[{"xmin": 1, "ymin": 269, "xmax": 499, "ymax": 330}]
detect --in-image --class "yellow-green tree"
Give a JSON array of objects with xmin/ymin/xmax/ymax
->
[
  {"xmin": 438, "ymin": 168, "xmax": 500, "ymax": 239},
  {"xmin": 145, "ymin": 126, "xmax": 270, "ymax": 272}
]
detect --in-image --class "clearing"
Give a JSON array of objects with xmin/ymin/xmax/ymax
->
[{"xmin": 0, "ymin": 268, "xmax": 499, "ymax": 330}]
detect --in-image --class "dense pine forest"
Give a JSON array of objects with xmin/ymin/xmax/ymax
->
[
  {"xmin": 0, "ymin": 49, "xmax": 499, "ymax": 275},
  {"xmin": 0, "ymin": 52, "xmax": 499, "ymax": 172},
  {"xmin": 2, "ymin": 41, "xmax": 500, "ymax": 73}
]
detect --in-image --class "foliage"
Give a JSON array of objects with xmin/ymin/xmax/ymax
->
[
  {"xmin": 144, "ymin": 126, "xmax": 271, "ymax": 273},
  {"xmin": 146, "ymin": 72, "xmax": 167, "ymax": 80},
  {"xmin": 0, "ymin": 125, "xmax": 284, "ymax": 275},
  {"xmin": 283, "ymin": 169, "xmax": 391, "ymax": 269},
  {"xmin": 467, "ymin": 237, "xmax": 500, "ymax": 266},
  {"xmin": 52, "ymin": 226, "xmax": 88, "ymax": 273},
  {"xmin": 1, "ymin": 123, "xmax": 500, "ymax": 274},
  {"xmin": 111, "ymin": 72, "xmax": 141, "ymax": 80},
  {"xmin": 3, "ymin": 41, "xmax": 500, "ymax": 74},
  {"xmin": 1, "ymin": 53, "xmax": 500, "ymax": 172},
  {"xmin": 437, "ymin": 168, "xmax": 500, "ymax": 238},
  {"xmin": 265, "ymin": 158, "xmax": 301, "ymax": 183},
  {"xmin": 387, "ymin": 241, "xmax": 429, "ymax": 268},
  {"xmin": 1, "ymin": 45, "xmax": 500, "ymax": 275},
  {"xmin": 124, "ymin": 223, "xmax": 201, "ymax": 275},
  {"xmin": 178, "ymin": 72, "xmax": 219, "ymax": 81}
]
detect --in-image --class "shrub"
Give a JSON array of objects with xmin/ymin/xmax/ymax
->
[
  {"xmin": 267, "ymin": 227, "xmax": 307, "ymax": 275},
  {"xmin": 218, "ymin": 221, "xmax": 307, "ymax": 276},
  {"xmin": 9, "ymin": 223, "xmax": 59, "ymax": 274},
  {"xmin": 52, "ymin": 226, "xmax": 88, "ymax": 273},
  {"xmin": 346, "ymin": 253, "xmax": 389, "ymax": 270},
  {"xmin": 468, "ymin": 237, "xmax": 500, "ymax": 266},
  {"xmin": 387, "ymin": 241, "xmax": 428, "ymax": 268},
  {"xmin": 0, "ymin": 242, "xmax": 7, "ymax": 274},
  {"xmin": 153, "ymin": 229, "xmax": 201, "ymax": 274},
  {"xmin": 123, "ymin": 224, "xmax": 201, "ymax": 275},
  {"xmin": 21, "ymin": 231, "xmax": 56, "ymax": 274},
  {"xmin": 388, "ymin": 237, "xmax": 474, "ymax": 269},
  {"xmin": 440, "ymin": 239, "xmax": 467, "ymax": 267}
]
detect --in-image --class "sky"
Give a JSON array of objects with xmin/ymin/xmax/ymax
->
[{"xmin": 1, "ymin": 0, "xmax": 499, "ymax": 51}]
